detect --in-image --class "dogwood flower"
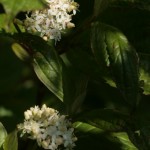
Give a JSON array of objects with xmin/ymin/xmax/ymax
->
[
  {"xmin": 24, "ymin": 0, "xmax": 79, "ymax": 43},
  {"xmin": 17, "ymin": 104, "xmax": 77, "ymax": 150}
]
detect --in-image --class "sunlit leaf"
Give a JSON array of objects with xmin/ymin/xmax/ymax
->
[
  {"xmin": 3, "ymin": 130, "xmax": 18, "ymax": 150},
  {"xmin": 91, "ymin": 22, "xmax": 139, "ymax": 106},
  {"xmin": 74, "ymin": 122, "xmax": 137, "ymax": 150},
  {"xmin": 0, "ymin": 14, "xmax": 16, "ymax": 32},
  {"xmin": 111, "ymin": 132, "xmax": 138, "ymax": 150},
  {"xmin": 0, "ymin": 122, "xmax": 7, "ymax": 148},
  {"xmin": 74, "ymin": 121, "xmax": 103, "ymax": 134},
  {"xmin": 73, "ymin": 122, "xmax": 117, "ymax": 150},
  {"xmin": 0, "ymin": 14, "xmax": 7, "ymax": 30}
]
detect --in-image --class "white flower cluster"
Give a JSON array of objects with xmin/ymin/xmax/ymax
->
[
  {"xmin": 24, "ymin": 0, "xmax": 79, "ymax": 43},
  {"xmin": 17, "ymin": 104, "xmax": 77, "ymax": 150}
]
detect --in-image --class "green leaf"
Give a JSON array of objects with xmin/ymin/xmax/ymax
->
[
  {"xmin": 74, "ymin": 122, "xmax": 137, "ymax": 150},
  {"xmin": 139, "ymin": 54, "xmax": 150, "ymax": 95},
  {"xmin": 33, "ymin": 50, "xmax": 64, "ymax": 101},
  {"xmin": 12, "ymin": 34, "xmax": 65, "ymax": 101},
  {"xmin": 0, "ymin": 0, "xmax": 45, "ymax": 29},
  {"xmin": 73, "ymin": 122, "xmax": 116, "ymax": 150},
  {"xmin": 74, "ymin": 121, "xmax": 103, "ymax": 134},
  {"xmin": 91, "ymin": 22, "xmax": 139, "ymax": 106},
  {"xmin": 0, "ymin": 14, "xmax": 7, "ymax": 30},
  {"xmin": 77, "ymin": 109, "xmax": 127, "ymax": 131},
  {"xmin": 0, "ymin": 14, "xmax": 16, "ymax": 32},
  {"xmin": 0, "ymin": 122, "xmax": 7, "ymax": 148},
  {"xmin": 111, "ymin": 132, "xmax": 138, "ymax": 150},
  {"xmin": 12, "ymin": 33, "xmax": 87, "ymax": 106},
  {"xmin": 3, "ymin": 130, "xmax": 18, "ymax": 150},
  {"xmin": 73, "ymin": 122, "xmax": 115, "ymax": 149}
]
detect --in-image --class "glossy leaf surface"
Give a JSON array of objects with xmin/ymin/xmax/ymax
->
[{"xmin": 91, "ymin": 22, "xmax": 139, "ymax": 106}]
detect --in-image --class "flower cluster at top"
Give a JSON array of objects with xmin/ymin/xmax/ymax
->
[
  {"xmin": 24, "ymin": 0, "xmax": 79, "ymax": 43},
  {"xmin": 17, "ymin": 104, "xmax": 77, "ymax": 150}
]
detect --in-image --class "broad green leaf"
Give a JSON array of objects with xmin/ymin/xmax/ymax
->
[
  {"xmin": 33, "ymin": 51, "xmax": 64, "ymax": 101},
  {"xmin": 139, "ymin": 54, "xmax": 150, "ymax": 95},
  {"xmin": 0, "ymin": 122, "xmax": 7, "ymax": 148},
  {"xmin": 73, "ymin": 121, "xmax": 103, "ymax": 134},
  {"xmin": 77, "ymin": 109, "xmax": 127, "ymax": 131},
  {"xmin": 0, "ymin": 0, "xmax": 45, "ymax": 29},
  {"xmin": 91, "ymin": 22, "xmax": 139, "ymax": 106},
  {"xmin": 73, "ymin": 122, "xmax": 116, "ymax": 150},
  {"xmin": 12, "ymin": 34, "xmax": 64, "ymax": 101},
  {"xmin": 111, "ymin": 132, "xmax": 138, "ymax": 150},
  {"xmin": 12, "ymin": 33, "xmax": 87, "ymax": 107},
  {"xmin": 74, "ymin": 122, "xmax": 137, "ymax": 150},
  {"xmin": 31, "ymin": 39, "xmax": 64, "ymax": 101},
  {"xmin": 3, "ymin": 130, "xmax": 18, "ymax": 150}
]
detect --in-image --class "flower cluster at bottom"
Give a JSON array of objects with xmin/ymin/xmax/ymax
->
[{"xmin": 17, "ymin": 104, "xmax": 77, "ymax": 150}]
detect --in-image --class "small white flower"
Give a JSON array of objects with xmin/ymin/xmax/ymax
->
[
  {"xmin": 24, "ymin": 0, "xmax": 79, "ymax": 43},
  {"xmin": 24, "ymin": 110, "xmax": 32, "ymax": 120},
  {"xmin": 17, "ymin": 104, "xmax": 77, "ymax": 150}
]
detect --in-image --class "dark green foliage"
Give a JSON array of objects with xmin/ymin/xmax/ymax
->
[{"xmin": 0, "ymin": 0, "xmax": 150, "ymax": 149}]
